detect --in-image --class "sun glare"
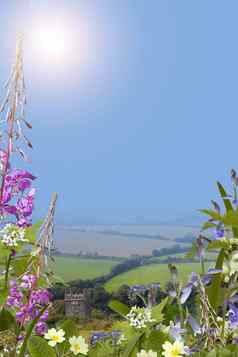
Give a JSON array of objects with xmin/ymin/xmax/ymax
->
[{"xmin": 31, "ymin": 26, "xmax": 68, "ymax": 61}]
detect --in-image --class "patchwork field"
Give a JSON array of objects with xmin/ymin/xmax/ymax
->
[
  {"xmin": 52, "ymin": 256, "xmax": 119, "ymax": 281},
  {"xmin": 104, "ymin": 261, "xmax": 212, "ymax": 292}
]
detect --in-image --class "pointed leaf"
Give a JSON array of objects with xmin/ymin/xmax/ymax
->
[
  {"xmin": 122, "ymin": 332, "xmax": 144, "ymax": 357},
  {"xmin": 151, "ymin": 297, "xmax": 168, "ymax": 321},
  {"xmin": 199, "ymin": 209, "xmax": 222, "ymax": 221},
  {"xmin": 217, "ymin": 182, "xmax": 233, "ymax": 212},
  {"xmin": 108, "ymin": 300, "xmax": 130, "ymax": 317}
]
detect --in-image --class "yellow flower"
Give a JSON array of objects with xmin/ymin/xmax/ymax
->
[
  {"xmin": 44, "ymin": 328, "xmax": 65, "ymax": 347},
  {"xmin": 69, "ymin": 336, "xmax": 89, "ymax": 355},
  {"xmin": 162, "ymin": 340, "xmax": 185, "ymax": 357}
]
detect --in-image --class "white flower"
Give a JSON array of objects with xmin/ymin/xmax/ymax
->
[
  {"xmin": 137, "ymin": 350, "xmax": 157, "ymax": 357},
  {"xmin": 126, "ymin": 306, "xmax": 155, "ymax": 329},
  {"xmin": 162, "ymin": 340, "xmax": 186, "ymax": 357},
  {"xmin": 69, "ymin": 336, "xmax": 89, "ymax": 355},
  {"xmin": 223, "ymin": 251, "xmax": 238, "ymax": 276},
  {"xmin": 44, "ymin": 328, "xmax": 65, "ymax": 347},
  {"xmin": 0, "ymin": 224, "xmax": 27, "ymax": 248}
]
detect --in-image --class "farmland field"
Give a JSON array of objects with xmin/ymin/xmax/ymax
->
[
  {"xmin": 52, "ymin": 256, "xmax": 119, "ymax": 281},
  {"xmin": 55, "ymin": 224, "xmax": 198, "ymax": 257},
  {"xmin": 104, "ymin": 261, "xmax": 212, "ymax": 292}
]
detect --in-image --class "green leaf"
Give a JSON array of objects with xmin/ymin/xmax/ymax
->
[
  {"xmin": 217, "ymin": 182, "xmax": 233, "ymax": 212},
  {"xmin": 199, "ymin": 209, "xmax": 222, "ymax": 221},
  {"xmin": 59, "ymin": 319, "xmax": 79, "ymax": 338},
  {"xmin": 122, "ymin": 332, "xmax": 144, "ymax": 357},
  {"xmin": 207, "ymin": 240, "xmax": 228, "ymax": 250},
  {"xmin": 0, "ymin": 308, "xmax": 15, "ymax": 331},
  {"xmin": 108, "ymin": 300, "xmax": 130, "ymax": 317},
  {"xmin": 202, "ymin": 221, "xmax": 217, "ymax": 230},
  {"xmin": 143, "ymin": 330, "xmax": 167, "ymax": 352},
  {"xmin": 217, "ymin": 181, "xmax": 238, "ymax": 238},
  {"xmin": 0, "ymin": 288, "xmax": 8, "ymax": 306},
  {"xmin": 88, "ymin": 339, "xmax": 114, "ymax": 357},
  {"xmin": 206, "ymin": 249, "xmax": 225, "ymax": 312},
  {"xmin": 151, "ymin": 297, "xmax": 168, "ymax": 322},
  {"xmin": 27, "ymin": 336, "xmax": 56, "ymax": 357},
  {"xmin": 13, "ymin": 256, "xmax": 29, "ymax": 276}
]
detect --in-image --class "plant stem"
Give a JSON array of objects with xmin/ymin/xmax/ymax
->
[
  {"xmin": 201, "ymin": 258, "xmax": 205, "ymax": 275},
  {"xmin": 4, "ymin": 253, "xmax": 12, "ymax": 289}
]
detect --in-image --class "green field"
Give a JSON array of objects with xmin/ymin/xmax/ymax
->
[
  {"xmin": 104, "ymin": 262, "xmax": 212, "ymax": 292},
  {"xmin": 52, "ymin": 256, "xmax": 119, "ymax": 281}
]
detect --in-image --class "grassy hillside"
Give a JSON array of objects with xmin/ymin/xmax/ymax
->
[
  {"xmin": 104, "ymin": 261, "xmax": 212, "ymax": 292},
  {"xmin": 52, "ymin": 256, "xmax": 119, "ymax": 281}
]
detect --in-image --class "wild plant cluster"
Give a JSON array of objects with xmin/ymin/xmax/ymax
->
[{"xmin": 1, "ymin": 39, "xmax": 238, "ymax": 357}]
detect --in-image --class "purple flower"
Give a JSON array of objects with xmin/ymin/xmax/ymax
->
[
  {"xmin": 180, "ymin": 270, "xmax": 222, "ymax": 305},
  {"xmin": 6, "ymin": 282, "xmax": 23, "ymax": 308},
  {"xmin": 206, "ymin": 269, "xmax": 223, "ymax": 275},
  {"xmin": 215, "ymin": 228, "xmax": 225, "ymax": 239},
  {"xmin": 35, "ymin": 321, "xmax": 48, "ymax": 335},
  {"xmin": 0, "ymin": 168, "xmax": 36, "ymax": 226},
  {"xmin": 169, "ymin": 321, "xmax": 186, "ymax": 340},
  {"xmin": 30, "ymin": 289, "xmax": 50, "ymax": 305},
  {"xmin": 20, "ymin": 274, "xmax": 36, "ymax": 289},
  {"xmin": 16, "ymin": 308, "xmax": 27, "ymax": 323},
  {"xmin": 228, "ymin": 304, "xmax": 238, "ymax": 329},
  {"xmin": 16, "ymin": 188, "xmax": 36, "ymax": 227},
  {"xmin": 4, "ymin": 169, "xmax": 36, "ymax": 193},
  {"xmin": 40, "ymin": 310, "xmax": 49, "ymax": 322},
  {"xmin": 180, "ymin": 283, "xmax": 193, "ymax": 305},
  {"xmin": 188, "ymin": 315, "xmax": 202, "ymax": 335}
]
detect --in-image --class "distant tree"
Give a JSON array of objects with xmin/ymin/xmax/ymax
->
[
  {"xmin": 88, "ymin": 285, "xmax": 112, "ymax": 312},
  {"xmin": 112, "ymin": 284, "xmax": 131, "ymax": 306}
]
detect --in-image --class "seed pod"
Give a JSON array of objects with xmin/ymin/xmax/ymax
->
[{"xmin": 231, "ymin": 169, "xmax": 237, "ymax": 181}]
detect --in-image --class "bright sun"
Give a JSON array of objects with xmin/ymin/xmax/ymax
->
[{"xmin": 31, "ymin": 26, "xmax": 68, "ymax": 60}]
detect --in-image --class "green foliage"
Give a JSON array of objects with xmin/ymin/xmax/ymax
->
[
  {"xmin": 151, "ymin": 296, "xmax": 168, "ymax": 321},
  {"xmin": 12, "ymin": 256, "xmax": 30, "ymax": 277},
  {"xmin": 142, "ymin": 330, "xmax": 167, "ymax": 354},
  {"xmin": 108, "ymin": 300, "xmax": 130, "ymax": 317},
  {"xmin": 206, "ymin": 249, "xmax": 225, "ymax": 312},
  {"xmin": 27, "ymin": 336, "xmax": 56, "ymax": 357},
  {"xmin": 122, "ymin": 332, "xmax": 144, "ymax": 357},
  {"xmin": 193, "ymin": 345, "xmax": 238, "ymax": 357},
  {"xmin": 88, "ymin": 339, "xmax": 115, "ymax": 357},
  {"xmin": 0, "ymin": 308, "xmax": 15, "ymax": 331}
]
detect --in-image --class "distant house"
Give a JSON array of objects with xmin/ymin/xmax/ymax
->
[
  {"xmin": 130, "ymin": 283, "xmax": 161, "ymax": 306},
  {"xmin": 64, "ymin": 288, "xmax": 91, "ymax": 318}
]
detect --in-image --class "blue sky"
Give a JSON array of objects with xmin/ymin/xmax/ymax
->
[{"xmin": 0, "ymin": 1, "xmax": 237, "ymax": 224}]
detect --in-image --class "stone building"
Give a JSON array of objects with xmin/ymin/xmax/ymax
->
[{"xmin": 64, "ymin": 288, "xmax": 91, "ymax": 318}]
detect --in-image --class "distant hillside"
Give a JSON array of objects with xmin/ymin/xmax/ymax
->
[{"xmin": 54, "ymin": 224, "xmax": 199, "ymax": 257}]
